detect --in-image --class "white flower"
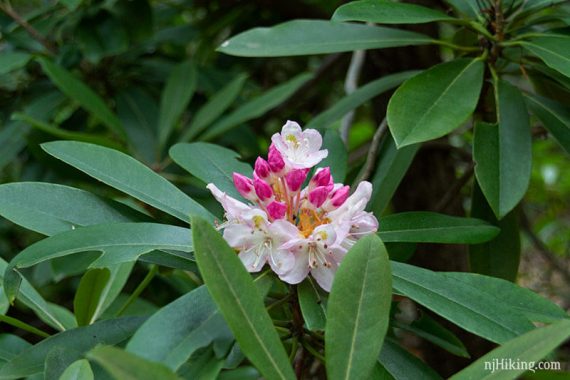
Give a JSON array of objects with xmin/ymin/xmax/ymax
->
[{"xmin": 271, "ymin": 121, "xmax": 328, "ymax": 169}]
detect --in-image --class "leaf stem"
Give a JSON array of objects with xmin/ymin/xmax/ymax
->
[
  {"xmin": 302, "ymin": 340, "xmax": 325, "ymax": 363},
  {"xmin": 116, "ymin": 265, "xmax": 158, "ymax": 316},
  {"xmin": 431, "ymin": 40, "xmax": 481, "ymax": 52},
  {"xmin": 0, "ymin": 314, "xmax": 50, "ymax": 338}
]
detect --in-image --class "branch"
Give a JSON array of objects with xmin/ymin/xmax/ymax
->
[
  {"xmin": 355, "ymin": 118, "xmax": 387, "ymax": 183},
  {"xmin": 340, "ymin": 50, "xmax": 366, "ymax": 144},
  {"xmin": 0, "ymin": 2, "xmax": 56, "ymax": 54},
  {"xmin": 434, "ymin": 163, "xmax": 475, "ymax": 212}
]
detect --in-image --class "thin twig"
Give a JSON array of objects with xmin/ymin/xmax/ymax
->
[
  {"xmin": 435, "ymin": 163, "xmax": 475, "ymax": 212},
  {"xmin": 0, "ymin": 2, "xmax": 56, "ymax": 54},
  {"xmin": 521, "ymin": 210, "xmax": 570, "ymax": 285},
  {"xmin": 355, "ymin": 118, "xmax": 387, "ymax": 183},
  {"xmin": 340, "ymin": 50, "xmax": 366, "ymax": 144}
]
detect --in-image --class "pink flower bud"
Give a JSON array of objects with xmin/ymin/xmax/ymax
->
[
  {"xmin": 254, "ymin": 177, "xmax": 273, "ymax": 201},
  {"xmin": 310, "ymin": 167, "xmax": 332, "ymax": 189},
  {"xmin": 285, "ymin": 169, "xmax": 308, "ymax": 192},
  {"xmin": 233, "ymin": 173, "xmax": 255, "ymax": 200},
  {"xmin": 330, "ymin": 185, "xmax": 350, "ymax": 208},
  {"xmin": 254, "ymin": 157, "xmax": 271, "ymax": 179},
  {"xmin": 268, "ymin": 144, "xmax": 285, "ymax": 174},
  {"xmin": 308, "ymin": 186, "xmax": 331, "ymax": 208},
  {"xmin": 267, "ymin": 201, "xmax": 287, "ymax": 220}
]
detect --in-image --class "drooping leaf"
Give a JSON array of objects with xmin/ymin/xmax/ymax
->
[
  {"xmin": 38, "ymin": 58, "xmax": 124, "ymax": 136},
  {"xmin": 326, "ymin": 234, "xmax": 392, "ymax": 380},
  {"xmin": 0, "ymin": 52, "xmax": 31, "ymax": 75},
  {"xmin": 522, "ymin": 36, "xmax": 570, "ymax": 79},
  {"xmin": 469, "ymin": 182, "xmax": 520, "ymax": 282},
  {"xmin": 378, "ymin": 212, "xmax": 500, "ymax": 244},
  {"xmin": 58, "ymin": 360, "xmax": 94, "ymax": 380},
  {"xmin": 391, "ymin": 262, "xmax": 535, "ymax": 343},
  {"xmin": 127, "ymin": 286, "xmax": 232, "ymax": 371},
  {"xmin": 0, "ymin": 317, "xmax": 145, "ymax": 379},
  {"xmin": 298, "ymin": 278, "xmax": 327, "ymax": 332},
  {"xmin": 42, "ymin": 141, "xmax": 213, "ymax": 222},
  {"xmin": 170, "ymin": 143, "xmax": 252, "ymax": 200},
  {"xmin": 387, "ymin": 58, "xmax": 484, "ymax": 147},
  {"xmin": 0, "ymin": 182, "xmax": 138, "ymax": 236},
  {"xmin": 201, "ymin": 73, "xmax": 312, "ymax": 140},
  {"xmin": 306, "ymin": 71, "xmax": 418, "ymax": 130},
  {"xmin": 74, "ymin": 268, "xmax": 111, "ymax": 326},
  {"xmin": 158, "ymin": 61, "xmax": 196, "ymax": 147},
  {"xmin": 333, "ymin": 0, "xmax": 456, "ymax": 24},
  {"xmin": 378, "ymin": 339, "xmax": 442, "ymax": 380},
  {"xmin": 474, "ymin": 81, "xmax": 531, "ymax": 219},
  {"xmin": 525, "ymin": 94, "xmax": 570, "ymax": 154},
  {"xmin": 182, "ymin": 74, "xmax": 248, "ymax": 141},
  {"xmin": 87, "ymin": 345, "xmax": 180, "ymax": 380},
  {"xmin": 191, "ymin": 217, "xmax": 295, "ymax": 380},
  {"xmin": 449, "ymin": 319, "xmax": 570, "ymax": 380},
  {"xmin": 218, "ymin": 20, "xmax": 432, "ymax": 57}
]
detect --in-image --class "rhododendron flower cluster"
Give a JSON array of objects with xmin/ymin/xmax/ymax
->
[{"xmin": 207, "ymin": 121, "xmax": 378, "ymax": 291}]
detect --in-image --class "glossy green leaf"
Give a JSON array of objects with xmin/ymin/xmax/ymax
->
[
  {"xmin": 392, "ymin": 262, "xmax": 535, "ymax": 343},
  {"xmin": 170, "ymin": 143, "xmax": 252, "ymax": 200},
  {"xmin": 523, "ymin": 36, "xmax": 570, "ymax": 79},
  {"xmin": 88, "ymin": 345, "xmax": 179, "ymax": 380},
  {"xmin": 0, "ymin": 52, "xmax": 31, "ymax": 75},
  {"xmin": 191, "ymin": 217, "xmax": 295, "ymax": 380},
  {"xmin": 158, "ymin": 61, "xmax": 196, "ymax": 147},
  {"xmin": 319, "ymin": 130, "xmax": 347, "ymax": 182},
  {"xmin": 42, "ymin": 141, "xmax": 213, "ymax": 222},
  {"xmin": 127, "ymin": 286, "xmax": 232, "ymax": 371},
  {"xmin": 469, "ymin": 182, "xmax": 520, "ymax": 282},
  {"xmin": 306, "ymin": 71, "xmax": 418, "ymax": 130},
  {"xmin": 387, "ymin": 58, "xmax": 484, "ymax": 147},
  {"xmin": 59, "ymin": 360, "xmax": 94, "ymax": 380},
  {"xmin": 298, "ymin": 278, "xmax": 327, "ymax": 331},
  {"xmin": 326, "ymin": 234, "xmax": 392, "ymax": 380},
  {"xmin": 378, "ymin": 339, "xmax": 442, "ymax": 380},
  {"xmin": 474, "ymin": 81, "xmax": 531, "ymax": 219},
  {"xmin": 74, "ymin": 268, "xmax": 111, "ymax": 326},
  {"xmin": 370, "ymin": 134, "xmax": 419, "ymax": 215},
  {"xmin": 0, "ymin": 317, "xmax": 144, "ymax": 379},
  {"xmin": 333, "ymin": 0, "xmax": 456, "ymax": 24},
  {"xmin": 38, "ymin": 58, "xmax": 124, "ymax": 136},
  {"xmin": 218, "ymin": 20, "xmax": 432, "ymax": 57},
  {"xmin": 444, "ymin": 272, "xmax": 568, "ymax": 323},
  {"xmin": 182, "ymin": 74, "xmax": 248, "ymax": 141},
  {"xmin": 0, "ymin": 182, "xmax": 137, "ymax": 236},
  {"xmin": 0, "ymin": 335, "xmax": 30, "ymax": 362},
  {"xmin": 378, "ymin": 212, "xmax": 500, "ymax": 244},
  {"xmin": 201, "ymin": 73, "xmax": 312, "ymax": 140},
  {"xmin": 450, "ymin": 319, "xmax": 570, "ymax": 380},
  {"xmin": 526, "ymin": 94, "xmax": 570, "ymax": 154}
]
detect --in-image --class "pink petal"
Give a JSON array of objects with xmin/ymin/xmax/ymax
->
[{"xmin": 267, "ymin": 201, "xmax": 287, "ymax": 220}]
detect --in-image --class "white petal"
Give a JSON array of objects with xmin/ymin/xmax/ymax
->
[
  {"xmin": 268, "ymin": 248, "xmax": 295, "ymax": 275},
  {"xmin": 281, "ymin": 120, "xmax": 303, "ymax": 137},
  {"xmin": 223, "ymin": 223, "xmax": 255, "ymax": 248},
  {"xmin": 311, "ymin": 261, "xmax": 338, "ymax": 292},
  {"xmin": 302, "ymin": 129, "xmax": 323, "ymax": 151},
  {"xmin": 279, "ymin": 252, "xmax": 310, "ymax": 284},
  {"xmin": 271, "ymin": 133, "xmax": 288, "ymax": 154},
  {"xmin": 239, "ymin": 249, "xmax": 266, "ymax": 272},
  {"xmin": 207, "ymin": 183, "xmax": 252, "ymax": 221},
  {"xmin": 269, "ymin": 219, "xmax": 301, "ymax": 242}
]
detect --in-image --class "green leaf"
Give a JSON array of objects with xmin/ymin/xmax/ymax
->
[
  {"xmin": 306, "ymin": 71, "xmax": 418, "ymax": 130},
  {"xmin": 522, "ymin": 36, "xmax": 570, "ymax": 79},
  {"xmin": 182, "ymin": 74, "xmax": 248, "ymax": 141},
  {"xmin": 474, "ymin": 81, "xmax": 531, "ymax": 219},
  {"xmin": 74, "ymin": 268, "xmax": 111, "ymax": 326},
  {"xmin": 59, "ymin": 360, "xmax": 94, "ymax": 380},
  {"xmin": 158, "ymin": 61, "xmax": 196, "ymax": 147},
  {"xmin": 0, "ymin": 122, "xmax": 29, "ymax": 171},
  {"xmin": 525, "ymin": 94, "xmax": 570, "ymax": 154},
  {"xmin": 469, "ymin": 182, "xmax": 520, "ymax": 282},
  {"xmin": 0, "ymin": 317, "xmax": 144, "ymax": 379},
  {"xmin": 444, "ymin": 0, "xmax": 482, "ymax": 20},
  {"xmin": 449, "ymin": 319, "xmax": 570, "ymax": 380},
  {"xmin": 42, "ymin": 141, "xmax": 213, "ymax": 222},
  {"xmin": 218, "ymin": 20, "xmax": 432, "ymax": 57},
  {"xmin": 317, "ymin": 130, "xmax": 347, "ymax": 182},
  {"xmin": 378, "ymin": 212, "xmax": 500, "ymax": 244},
  {"xmin": 191, "ymin": 217, "xmax": 295, "ymax": 380},
  {"xmin": 325, "ymin": 234, "xmax": 392, "ymax": 380},
  {"xmin": 126, "ymin": 286, "xmax": 232, "ymax": 371},
  {"xmin": 333, "ymin": 0, "xmax": 456, "ymax": 24},
  {"xmin": 0, "ymin": 52, "xmax": 31, "ymax": 75},
  {"xmin": 0, "ymin": 182, "xmax": 138, "ymax": 236},
  {"xmin": 88, "ymin": 345, "xmax": 180, "ymax": 380},
  {"xmin": 391, "ymin": 262, "xmax": 535, "ymax": 343},
  {"xmin": 38, "ymin": 58, "xmax": 124, "ymax": 136},
  {"xmin": 170, "ymin": 143, "xmax": 252, "ymax": 200},
  {"xmin": 387, "ymin": 58, "xmax": 484, "ymax": 147},
  {"xmin": 378, "ymin": 339, "xmax": 442, "ymax": 380},
  {"xmin": 298, "ymin": 278, "xmax": 327, "ymax": 331},
  {"xmin": 444, "ymin": 272, "xmax": 569, "ymax": 323},
  {"xmin": 0, "ymin": 335, "xmax": 30, "ymax": 361},
  {"xmin": 369, "ymin": 134, "xmax": 419, "ymax": 215},
  {"xmin": 201, "ymin": 73, "xmax": 312, "ymax": 140}
]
